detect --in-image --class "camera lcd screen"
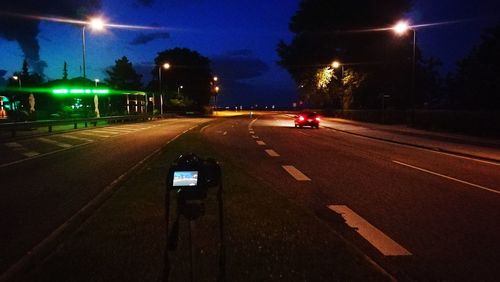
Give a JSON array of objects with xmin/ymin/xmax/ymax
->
[{"xmin": 173, "ymin": 171, "xmax": 199, "ymax": 187}]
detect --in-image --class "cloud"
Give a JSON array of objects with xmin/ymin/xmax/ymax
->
[
  {"xmin": 211, "ymin": 49, "xmax": 269, "ymax": 81},
  {"xmin": 130, "ymin": 31, "xmax": 170, "ymax": 45},
  {"xmin": 0, "ymin": 0, "xmax": 101, "ymax": 75}
]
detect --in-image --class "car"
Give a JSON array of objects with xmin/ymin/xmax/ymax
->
[{"xmin": 294, "ymin": 112, "xmax": 321, "ymax": 128}]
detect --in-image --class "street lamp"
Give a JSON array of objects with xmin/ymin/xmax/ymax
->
[
  {"xmin": 12, "ymin": 76, "xmax": 21, "ymax": 88},
  {"xmin": 158, "ymin": 63, "xmax": 171, "ymax": 115},
  {"xmin": 331, "ymin": 61, "xmax": 344, "ymax": 80},
  {"xmin": 94, "ymin": 79, "xmax": 99, "ymax": 87},
  {"xmin": 393, "ymin": 20, "xmax": 416, "ymax": 111},
  {"xmin": 177, "ymin": 85, "xmax": 183, "ymax": 96},
  {"xmin": 82, "ymin": 17, "xmax": 106, "ymax": 79}
]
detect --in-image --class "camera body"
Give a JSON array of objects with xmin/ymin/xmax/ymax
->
[{"xmin": 167, "ymin": 153, "xmax": 221, "ymax": 201}]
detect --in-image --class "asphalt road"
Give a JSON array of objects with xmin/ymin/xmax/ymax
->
[
  {"xmin": 201, "ymin": 112, "xmax": 500, "ymax": 281},
  {"xmin": 0, "ymin": 118, "xmax": 210, "ymax": 274}
]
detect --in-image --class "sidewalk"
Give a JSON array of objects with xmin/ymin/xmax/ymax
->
[{"xmin": 322, "ymin": 118, "xmax": 500, "ymax": 163}]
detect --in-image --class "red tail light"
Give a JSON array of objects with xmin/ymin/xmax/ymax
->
[{"xmin": 299, "ymin": 116, "xmax": 305, "ymax": 121}]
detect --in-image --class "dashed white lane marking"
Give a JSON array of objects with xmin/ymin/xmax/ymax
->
[
  {"xmin": 251, "ymin": 135, "xmax": 259, "ymax": 139},
  {"xmin": 78, "ymin": 131, "xmax": 113, "ymax": 138},
  {"xmin": 37, "ymin": 138, "xmax": 72, "ymax": 148},
  {"xmin": 282, "ymin": 165, "xmax": 311, "ymax": 181},
  {"xmin": 328, "ymin": 205, "xmax": 412, "ymax": 256},
  {"xmin": 249, "ymin": 131, "xmax": 255, "ymax": 134},
  {"xmin": 4, "ymin": 142, "xmax": 40, "ymax": 157},
  {"xmin": 223, "ymin": 131, "xmax": 227, "ymax": 136},
  {"xmin": 256, "ymin": 141, "xmax": 266, "ymax": 146},
  {"xmin": 59, "ymin": 135, "xmax": 94, "ymax": 142},
  {"xmin": 265, "ymin": 149, "xmax": 280, "ymax": 157},
  {"xmin": 297, "ymin": 131, "xmax": 311, "ymax": 136},
  {"xmin": 393, "ymin": 160, "xmax": 500, "ymax": 195},
  {"xmin": 248, "ymin": 118, "xmax": 258, "ymax": 130}
]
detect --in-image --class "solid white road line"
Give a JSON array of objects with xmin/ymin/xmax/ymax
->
[
  {"xmin": 37, "ymin": 138, "xmax": 72, "ymax": 148},
  {"xmin": 282, "ymin": 165, "xmax": 311, "ymax": 181},
  {"xmin": 393, "ymin": 160, "xmax": 500, "ymax": 195},
  {"xmin": 105, "ymin": 127, "xmax": 138, "ymax": 132},
  {"xmin": 60, "ymin": 135, "xmax": 94, "ymax": 142},
  {"xmin": 265, "ymin": 149, "xmax": 280, "ymax": 157},
  {"xmin": 328, "ymin": 205, "xmax": 412, "ymax": 256},
  {"xmin": 256, "ymin": 141, "xmax": 266, "ymax": 146}
]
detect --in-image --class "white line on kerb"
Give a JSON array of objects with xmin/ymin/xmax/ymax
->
[
  {"xmin": 328, "ymin": 205, "xmax": 412, "ymax": 256},
  {"xmin": 265, "ymin": 149, "xmax": 280, "ymax": 157},
  {"xmin": 37, "ymin": 138, "xmax": 72, "ymax": 148},
  {"xmin": 256, "ymin": 141, "xmax": 266, "ymax": 146},
  {"xmin": 282, "ymin": 165, "xmax": 311, "ymax": 181},
  {"xmin": 393, "ymin": 160, "xmax": 500, "ymax": 195}
]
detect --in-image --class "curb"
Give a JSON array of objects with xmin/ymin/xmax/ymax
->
[{"xmin": 323, "ymin": 125, "xmax": 500, "ymax": 164}]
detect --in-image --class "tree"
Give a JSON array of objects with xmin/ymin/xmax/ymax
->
[
  {"xmin": 451, "ymin": 24, "xmax": 500, "ymax": 110},
  {"xmin": 105, "ymin": 56, "xmax": 142, "ymax": 90},
  {"xmin": 63, "ymin": 61, "xmax": 68, "ymax": 80},
  {"xmin": 277, "ymin": 0, "xmax": 415, "ymax": 109},
  {"xmin": 152, "ymin": 48, "xmax": 213, "ymax": 107}
]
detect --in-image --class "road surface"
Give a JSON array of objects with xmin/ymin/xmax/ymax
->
[
  {"xmin": 201, "ymin": 112, "xmax": 500, "ymax": 281},
  {"xmin": 0, "ymin": 118, "xmax": 210, "ymax": 274}
]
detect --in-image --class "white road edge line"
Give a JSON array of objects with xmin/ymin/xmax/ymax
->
[
  {"xmin": 328, "ymin": 205, "xmax": 412, "ymax": 256},
  {"xmin": 282, "ymin": 165, "xmax": 311, "ymax": 181},
  {"xmin": 256, "ymin": 141, "xmax": 266, "ymax": 146},
  {"xmin": 265, "ymin": 149, "xmax": 280, "ymax": 157},
  {"xmin": 393, "ymin": 160, "xmax": 500, "ymax": 195},
  {"xmin": 324, "ymin": 125, "xmax": 499, "ymax": 166}
]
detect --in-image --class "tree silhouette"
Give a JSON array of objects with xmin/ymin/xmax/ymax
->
[
  {"xmin": 152, "ymin": 48, "xmax": 213, "ymax": 107},
  {"xmin": 63, "ymin": 61, "xmax": 68, "ymax": 80},
  {"xmin": 277, "ymin": 0, "xmax": 417, "ymax": 109},
  {"xmin": 452, "ymin": 24, "xmax": 500, "ymax": 110},
  {"xmin": 105, "ymin": 56, "xmax": 142, "ymax": 90}
]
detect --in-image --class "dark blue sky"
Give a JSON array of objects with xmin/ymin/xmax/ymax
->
[{"xmin": 1, "ymin": 0, "xmax": 499, "ymax": 107}]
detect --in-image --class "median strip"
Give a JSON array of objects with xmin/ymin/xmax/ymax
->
[
  {"xmin": 37, "ymin": 138, "xmax": 72, "ymax": 148},
  {"xmin": 328, "ymin": 205, "xmax": 412, "ymax": 257}
]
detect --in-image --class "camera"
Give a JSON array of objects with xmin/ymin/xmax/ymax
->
[{"xmin": 167, "ymin": 153, "xmax": 221, "ymax": 201}]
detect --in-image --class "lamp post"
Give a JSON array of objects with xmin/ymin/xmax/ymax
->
[
  {"xmin": 178, "ymin": 85, "xmax": 183, "ymax": 96},
  {"xmin": 158, "ymin": 63, "xmax": 171, "ymax": 115},
  {"xmin": 82, "ymin": 18, "xmax": 105, "ymax": 79},
  {"xmin": 11, "ymin": 76, "xmax": 21, "ymax": 112},
  {"xmin": 393, "ymin": 20, "xmax": 416, "ymax": 112},
  {"xmin": 94, "ymin": 79, "xmax": 99, "ymax": 87}
]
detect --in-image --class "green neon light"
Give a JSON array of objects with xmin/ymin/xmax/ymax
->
[{"xmin": 52, "ymin": 88, "xmax": 110, "ymax": 95}]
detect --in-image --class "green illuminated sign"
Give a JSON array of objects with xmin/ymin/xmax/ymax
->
[{"xmin": 52, "ymin": 88, "xmax": 110, "ymax": 95}]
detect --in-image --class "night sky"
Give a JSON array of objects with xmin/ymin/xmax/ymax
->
[{"xmin": 1, "ymin": 0, "xmax": 499, "ymax": 107}]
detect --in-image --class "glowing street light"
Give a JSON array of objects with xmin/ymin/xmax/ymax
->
[
  {"xmin": 177, "ymin": 85, "xmax": 183, "ymax": 95},
  {"xmin": 12, "ymin": 76, "xmax": 21, "ymax": 88},
  {"xmin": 331, "ymin": 61, "xmax": 345, "ymax": 80},
  {"xmin": 158, "ymin": 62, "xmax": 171, "ymax": 115},
  {"xmin": 94, "ymin": 78, "xmax": 99, "ymax": 87},
  {"xmin": 82, "ymin": 17, "xmax": 107, "ymax": 79},
  {"xmin": 213, "ymin": 76, "xmax": 218, "ymax": 82},
  {"xmin": 393, "ymin": 20, "xmax": 417, "ymax": 111}
]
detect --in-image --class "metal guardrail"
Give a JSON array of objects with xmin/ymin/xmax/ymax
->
[{"xmin": 0, "ymin": 115, "xmax": 153, "ymax": 138}]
